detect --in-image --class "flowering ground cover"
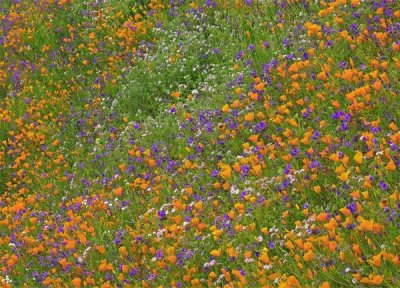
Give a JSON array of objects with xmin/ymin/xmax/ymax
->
[{"xmin": 0, "ymin": 0, "xmax": 399, "ymax": 287}]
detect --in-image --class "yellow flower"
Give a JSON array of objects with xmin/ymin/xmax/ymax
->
[
  {"xmin": 244, "ymin": 112, "xmax": 255, "ymax": 122},
  {"xmin": 303, "ymin": 251, "xmax": 314, "ymax": 262},
  {"xmin": 354, "ymin": 151, "xmax": 363, "ymax": 164},
  {"xmin": 210, "ymin": 249, "xmax": 221, "ymax": 257},
  {"xmin": 220, "ymin": 165, "xmax": 232, "ymax": 180},
  {"xmin": 313, "ymin": 185, "xmax": 321, "ymax": 193},
  {"xmin": 221, "ymin": 104, "xmax": 230, "ymax": 113},
  {"xmin": 338, "ymin": 171, "xmax": 349, "ymax": 182}
]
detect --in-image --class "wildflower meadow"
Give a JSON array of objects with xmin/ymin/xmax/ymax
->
[{"xmin": 0, "ymin": 0, "xmax": 399, "ymax": 287}]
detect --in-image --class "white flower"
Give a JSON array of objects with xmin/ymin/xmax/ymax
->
[{"xmin": 230, "ymin": 185, "xmax": 239, "ymax": 195}]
